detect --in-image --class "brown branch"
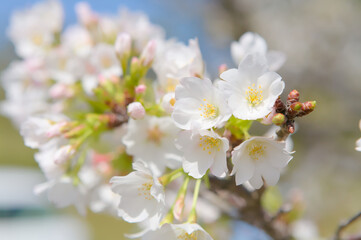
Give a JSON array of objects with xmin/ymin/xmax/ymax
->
[
  {"xmin": 334, "ymin": 211, "xmax": 361, "ymax": 240},
  {"xmin": 208, "ymin": 176, "xmax": 290, "ymax": 240}
]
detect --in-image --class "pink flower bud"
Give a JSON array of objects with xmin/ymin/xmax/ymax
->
[
  {"xmin": 49, "ymin": 83, "xmax": 74, "ymax": 99},
  {"xmin": 173, "ymin": 195, "xmax": 185, "ymax": 221},
  {"xmin": 75, "ymin": 2, "xmax": 98, "ymax": 26},
  {"xmin": 135, "ymin": 84, "xmax": 147, "ymax": 94},
  {"xmin": 131, "ymin": 56, "xmax": 140, "ymax": 65},
  {"xmin": 54, "ymin": 145, "xmax": 75, "ymax": 165},
  {"xmin": 140, "ymin": 40, "xmax": 156, "ymax": 67},
  {"xmin": 127, "ymin": 102, "xmax": 145, "ymax": 119},
  {"xmin": 218, "ymin": 64, "xmax": 227, "ymax": 75},
  {"xmin": 46, "ymin": 121, "xmax": 67, "ymax": 138},
  {"xmin": 115, "ymin": 33, "xmax": 132, "ymax": 57},
  {"xmin": 261, "ymin": 107, "xmax": 276, "ymax": 125}
]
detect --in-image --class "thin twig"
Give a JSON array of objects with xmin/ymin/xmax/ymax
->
[{"xmin": 334, "ymin": 211, "xmax": 361, "ymax": 240}]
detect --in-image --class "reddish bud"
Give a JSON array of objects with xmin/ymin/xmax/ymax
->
[
  {"xmin": 274, "ymin": 97, "xmax": 286, "ymax": 113},
  {"xmin": 290, "ymin": 102, "xmax": 302, "ymax": 111},
  {"xmin": 287, "ymin": 90, "xmax": 300, "ymax": 105},
  {"xmin": 301, "ymin": 101, "xmax": 316, "ymax": 111},
  {"xmin": 288, "ymin": 125, "xmax": 295, "ymax": 134}
]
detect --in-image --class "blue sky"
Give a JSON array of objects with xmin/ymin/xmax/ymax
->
[{"xmin": 0, "ymin": 0, "xmax": 233, "ymax": 76}]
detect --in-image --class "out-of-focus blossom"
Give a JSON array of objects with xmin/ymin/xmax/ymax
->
[
  {"xmin": 141, "ymin": 223, "xmax": 213, "ymax": 240},
  {"xmin": 153, "ymin": 39, "xmax": 204, "ymax": 93},
  {"xmin": 231, "ymin": 32, "xmax": 286, "ymax": 71},
  {"xmin": 7, "ymin": 0, "xmax": 64, "ymax": 58},
  {"xmin": 356, "ymin": 120, "xmax": 361, "ymax": 151}
]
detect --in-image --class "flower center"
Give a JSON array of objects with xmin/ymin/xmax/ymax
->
[
  {"xmin": 147, "ymin": 125, "xmax": 164, "ymax": 145},
  {"xmin": 166, "ymin": 78, "xmax": 178, "ymax": 92},
  {"xmin": 246, "ymin": 84, "xmax": 263, "ymax": 106},
  {"xmin": 137, "ymin": 182, "xmax": 153, "ymax": 200},
  {"xmin": 248, "ymin": 143, "xmax": 266, "ymax": 161},
  {"xmin": 31, "ymin": 34, "xmax": 44, "ymax": 46},
  {"xmin": 198, "ymin": 136, "xmax": 221, "ymax": 155},
  {"xmin": 199, "ymin": 99, "xmax": 218, "ymax": 119},
  {"xmin": 101, "ymin": 56, "xmax": 112, "ymax": 68},
  {"xmin": 169, "ymin": 98, "xmax": 176, "ymax": 106},
  {"xmin": 177, "ymin": 231, "xmax": 197, "ymax": 240}
]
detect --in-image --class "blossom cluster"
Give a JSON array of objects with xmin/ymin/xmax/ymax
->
[{"xmin": 1, "ymin": 1, "xmax": 316, "ymax": 239}]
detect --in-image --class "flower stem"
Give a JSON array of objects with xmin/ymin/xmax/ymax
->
[
  {"xmin": 159, "ymin": 168, "xmax": 184, "ymax": 186},
  {"xmin": 187, "ymin": 178, "xmax": 202, "ymax": 223}
]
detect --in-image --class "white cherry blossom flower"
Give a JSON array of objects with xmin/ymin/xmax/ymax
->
[
  {"xmin": 141, "ymin": 223, "xmax": 213, "ymax": 240},
  {"xmin": 231, "ymin": 32, "xmax": 286, "ymax": 71},
  {"xmin": 62, "ymin": 25, "xmax": 93, "ymax": 57},
  {"xmin": 110, "ymin": 161, "xmax": 165, "ymax": 227},
  {"xmin": 219, "ymin": 54, "xmax": 284, "ymax": 120},
  {"xmin": 117, "ymin": 8, "xmax": 165, "ymax": 51},
  {"xmin": 172, "ymin": 77, "xmax": 231, "ymax": 130},
  {"xmin": 231, "ymin": 136, "xmax": 293, "ymax": 189},
  {"xmin": 89, "ymin": 43, "xmax": 122, "ymax": 78},
  {"xmin": 1, "ymin": 61, "xmax": 50, "ymax": 126},
  {"xmin": 122, "ymin": 116, "xmax": 182, "ymax": 175},
  {"xmin": 356, "ymin": 120, "xmax": 361, "ymax": 152},
  {"xmin": 161, "ymin": 92, "xmax": 176, "ymax": 114},
  {"xmin": 45, "ymin": 47, "xmax": 85, "ymax": 84},
  {"xmin": 20, "ymin": 116, "xmax": 67, "ymax": 149},
  {"xmin": 75, "ymin": 2, "xmax": 98, "ymax": 27},
  {"xmin": 176, "ymin": 129, "xmax": 229, "ymax": 178},
  {"xmin": 35, "ymin": 140, "xmax": 67, "ymax": 180},
  {"xmin": 7, "ymin": 0, "xmax": 63, "ymax": 58},
  {"xmin": 34, "ymin": 176, "xmax": 87, "ymax": 215},
  {"xmin": 153, "ymin": 39, "xmax": 204, "ymax": 92}
]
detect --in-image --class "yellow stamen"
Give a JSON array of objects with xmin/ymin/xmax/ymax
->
[
  {"xmin": 199, "ymin": 99, "xmax": 218, "ymax": 119},
  {"xmin": 177, "ymin": 231, "xmax": 197, "ymax": 240},
  {"xmin": 137, "ymin": 182, "xmax": 154, "ymax": 200},
  {"xmin": 147, "ymin": 125, "xmax": 164, "ymax": 144},
  {"xmin": 248, "ymin": 143, "xmax": 266, "ymax": 161},
  {"xmin": 169, "ymin": 98, "xmax": 176, "ymax": 106},
  {"xmin": 246, "ymin": 84, "xmax": 263, "ymax": 106},
  {"xmin": 199, "ymin": 136, "xmax": 221, "ymax": 155}
]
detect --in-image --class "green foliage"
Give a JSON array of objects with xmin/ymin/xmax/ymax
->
[
  {"xmin": 111, "ymin": 152, "xmax": 133, "ymax": 173},
  {"xmin": 261, "ymin": 186, "xmax": 283, "ymax": 215},
  {"xmin": 225, "ymin": 116, "xmax": 252, "ymax": 139}
]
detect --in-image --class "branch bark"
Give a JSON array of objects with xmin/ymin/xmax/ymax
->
[{"xmin": 334, "ymin": 211, "xmax": 361, "ymax": 240}]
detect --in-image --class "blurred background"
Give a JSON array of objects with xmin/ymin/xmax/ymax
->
[{"xmin": 1, "ymin": 0, "xmax": 361, "ymax": 239}]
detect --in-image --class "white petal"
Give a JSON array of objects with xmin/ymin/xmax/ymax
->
[
  {"xmin": 265, "ymin": 141, "xmax": 293, "ymax": 168},
  {"xmin": 259, "ymin": 161, "xmax": 281, "ymax": 186},
  {"xmin": 356, "ymin": 138, "xmax": 361, "ymax": 152},
  {"xmin": 175, "ymin": 77, "xmax": 213, "ymax": 101},
  {"xmin": 248, "ymin": 171, "xmax": 264, "ymax": 189},
  {"xmin": 269, "ymin": 78, "xmax": 285, "ymax": 98},
  {"xmin": 266, "ymin": 51, "xmax": 286, "ymax": 71},
  {"xmin": 238, "ymin": 53, "xmax": 268, "ymax": 80},
  {"xmin": 210, "ymin": 146, "xmax": 228, "ymax": 178},
  {"xmin": 257, "ymin": 72, "xmax": 282, "ymax": 89},
  {"xmin": 232, "ymin": 155, "xmax": 255, "ymax": 185},
  {"xmin": 172, "ymin": 98, "xmax": 201, "ymax": 130}
]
